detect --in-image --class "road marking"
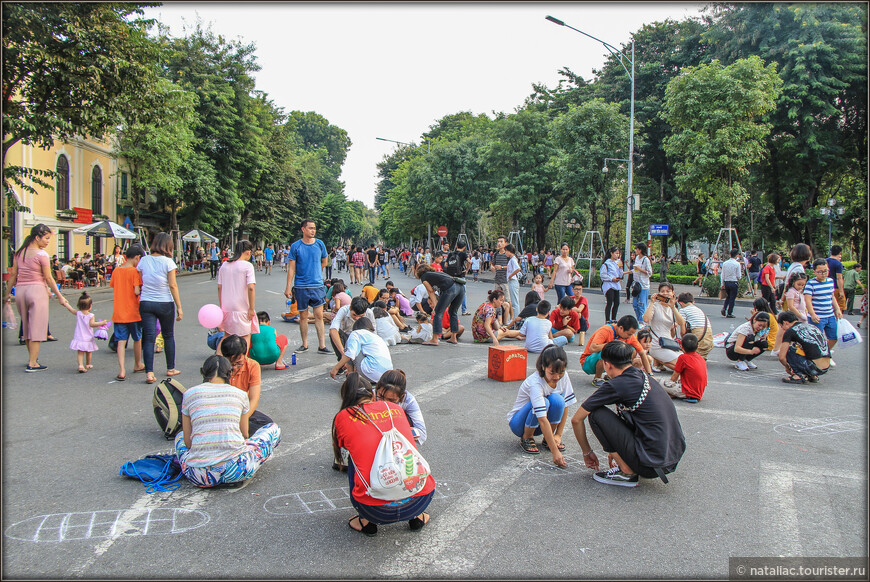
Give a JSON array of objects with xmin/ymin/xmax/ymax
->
[
  {"xmin": 259, "ymin": 361, "xmax": 334, "ymax": 392},
  {"xmin": 264, "ymin": 290, "xmax": 281, "ymax": 295},
  {"xmin": 197, "ymin": 280, "xmax": 212, "ymax": 285},
  {"xmin": 377, "ymin": 457, "xmax": 531, "ymax": 577},
  {"xmin": 676, "ymin": 406, "xmax": 860, "ymax": 426}
]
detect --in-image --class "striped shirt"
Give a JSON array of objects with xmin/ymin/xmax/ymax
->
[
  {"xmin": 678, "ymin": 303, "xmax": 708, "ymax": 331},
  {"xmin": 507, "ymin": 372, "xmax": 577, "ymax": 423},
  {"xmin": 180, "ymin": 382, "xmax": 250, "ymax": 468},
  {"xmin": 804, "ymin": 277, "xmax": 836, "ymax": 318}
]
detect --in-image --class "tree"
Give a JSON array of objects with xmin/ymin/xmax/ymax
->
[
  {"xmin": 3, "ymin": 2, "xmax": 161, "ymax": 209},
  {"xmin": 704, "ymin": 3, "xmax": 867, "ymax": 257},
  {"xmin": 663, "ymin": 56, "xmax": 782, "ymax": 230}
]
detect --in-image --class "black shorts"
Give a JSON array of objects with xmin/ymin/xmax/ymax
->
[{"xmin": 587, "ymin": 407, "xmax": 658, "ymax": 479}]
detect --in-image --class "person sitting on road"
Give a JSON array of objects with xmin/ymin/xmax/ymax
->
[
  {"xmin": 374, "ymin": 369, "xmax": 427, "ymax": 445},
  {"xmin": 471, "ymin": 289, "xmax": 521, "ymax": 345},
  {"xmin": 330, "ymin": 317, "xmax": 393, "ymax": 384},
  {"xmin": 580, "ymin": 315, "xmax": 652, "ymax": 387},
  {"xmin": 724, "ymin": 312, "xmax": 770, "ymax": 371},
  {"xmin": 518, "ymin": 300, "xmax": 568, "ymax": 353},
  {"xmin": 371, "ymin": 302, "xmax": 402, "ymax": 346},
  {"xmin": 360, "ymin": 283, "xmax": 380, "ymax": 305},
  {"xmin": 572, "ymin": 341, "xmax": 686, "ymax": 488},
  {"xmin": 663, "ymin": 333, "xmax": 707, "ymax": 403},
  {"xmin": 438, "ymin": 307, "xmax": 465, "ymax": 342},
  {"xmin": 776, "ymin": 310, "xmax": 831, "ymax": 384},
  {"xmin": 642, "ymin": 282, "xmax": 684, "ymax": 373},
  {"xmin": 632, "ymin": 328, "xmax": 653, "ymax": 370},
  {"xmin": 249, "ymin": 311, "xmax": 291, "ymax": 370},
  {"xmin": 507, "ymin": 345, "xmax": 575, "ymax": 464},
  {"xmin": 218, "ymin": 334, "xmax": 276, "ymax": 435},
  {"xmin": 329, "ymin": 296, "xmax": 376, "ymax": 362},
  {"xmin": 404, "ymin": 311, "xmax": 434, "ymax": 344},
  {"xmin": 549, "ymin": 295, "xmax": 582, "ymax": 343},
  {"xmin": 676, "ymin": 293, "xmax": 713, "ymax": 359},
  {"xmin": 332, "ymin": 371, "xmax": 434, "ymax": 537},
  {"xmin": 175, "ymin": 354, "xmax": 281, "ymax": 488},
  {"xmin": 751, "ymin": 298, "xmax": 780, "ymax": 355},
  {"xmin": 570, "ymin": 282, "xmax": 590, "ymax": 345}
]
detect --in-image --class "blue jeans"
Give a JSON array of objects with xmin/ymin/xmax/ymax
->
[
  {"xmin": 432, "ymin": 284, "xmax": 465, "ymax": 336},
  {"xmin": 508, "ymin": 393, "xmax": 567, "ymax": 437},
  {"xmin": 347, "ymin": 458, "xmax": 434, "ymax": 525},
  {"xmin": 633, "ymin": 288, "xmax": 649, "ymax": 321},
  {"xmin": 811, "ymin": 315, "xmax": 839, "ymax": 341},
  {"xmin": 554, "ymin": 285, "xmax": 574, "ymax": 303},
  {"xmin": 140, "ymin": 300, "xmax": 176, "ymax": 373}
]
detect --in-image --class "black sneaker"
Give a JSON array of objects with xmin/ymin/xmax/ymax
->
[
  {"xmin": 726, "ymin": 314, "xmax": 736, "ymax": 318},
  {"xmin": 593, "ymin": 466, "xmax": 639, "ymax": 487},
  {"xmin": 295, "ymin": 345, "xmax": 309, "ymax": 353},
  {"xmin": 25, "ymin": 364, "xmax": 48, "ymax": 372},
  {"xmin": 721, "ymin": 309, "xmax": 726, "ymax": 317},
  {"xmin": 316, "ymin": 346, "xmax": 331, "ymax": 355}
]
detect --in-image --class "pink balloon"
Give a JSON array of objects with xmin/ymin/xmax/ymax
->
[{"xmin": 198, "ymin": 303, "xmax": 224, "ymax": 329}]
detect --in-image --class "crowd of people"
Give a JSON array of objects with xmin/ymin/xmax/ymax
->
[{"xmin": 4, "ymin": 221, "xmax": 865, "ymax": 534}]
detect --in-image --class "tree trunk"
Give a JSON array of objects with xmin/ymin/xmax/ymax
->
[{"xmin": 680, "ymin": 235, "xmax": 688, "ymax": 264}]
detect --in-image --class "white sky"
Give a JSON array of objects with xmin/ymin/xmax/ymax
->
[{"xmin": 145, "ymin": 2, "xmax": 707, "ymax": 209}]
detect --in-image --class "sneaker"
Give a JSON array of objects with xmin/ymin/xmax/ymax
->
[
  {"xmin": 25, "ymin": 364, "xmax": 48, "ymax": 372},
  {"xmin": 295, "ymin": 345, "xmax": 309, "ymax": 353},
  {"xmin": 591, "ymin": 378, "xmax": 606, "ymax": 388},
  {"xmin": 746, "ymin": 361, "xmax": 757, "ymax": 370},
  {"xmin": 651, "ymin": 365, "xmax": 666, "ymax": 373},
  {"xmin": 734, "ymin": 360, "xmax": 749, "ymax": 371},
  {"xmin": 316, "ymin": 346, "xmax": 331, "ymax": 355},
  {"xmin": 663, "ymin": 379, "xmax": 679, "ymax": 388},
  {"xmin": 726, "ymin": 314, "xmax": 736, "ymax": 318},
  {"xmin": 593, "ymin": 466, "xmax": 639, "ymax": 487},
  {"xmin": 721, "ymin": 309, "xmax": 726, "ymax": 317},
  {"xmin": 829, "ymin": 358, "xmax": 836, "ymax": 367}
]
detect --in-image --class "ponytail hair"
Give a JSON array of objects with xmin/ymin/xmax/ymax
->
[
  {"xmin": 15, "ymin": 223, "xmax": 52, "ymax": 260},
  {"xmin": 376, "ymin": 369, "xmax": 407, "ymax": 402},
  {"xmin": 487, "ymin": 288, "xmax": 505, "ymax": 302},
  {"xmin": 228, "ymin": 240, "xmax": 254, "ymax": 263}
]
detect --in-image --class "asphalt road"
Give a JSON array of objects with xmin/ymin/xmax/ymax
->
[{"xmin": 3, "ymin": 265, "xmax": 867, "ymax": 578}]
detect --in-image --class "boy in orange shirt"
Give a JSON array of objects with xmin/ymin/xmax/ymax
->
[
  {"xmin": 579, "ymin": 315, "xmax": 652, "ymax": 387},
  {"xmin": 110, "ymin": 245, "xmax": 145, "ymax": 380}
]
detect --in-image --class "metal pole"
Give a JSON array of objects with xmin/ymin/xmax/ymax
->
[
  {"xmin": 624, "ymin": 39, "xmax": 635, "ymax": 271},
  {"xmin": 828, "ymin": 215, "xmax": 832, "ymax": 255},
  {"xmin": 427, "ymin": 223, "xmax": 431, "ymax": 250}
]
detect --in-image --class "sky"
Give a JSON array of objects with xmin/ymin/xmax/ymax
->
[{"xmin": 144, "ymin": 2, "xmax": 708, "ymax": 209}]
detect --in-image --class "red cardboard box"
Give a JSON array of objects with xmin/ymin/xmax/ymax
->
[{"xmin": 488, "ymin": 345, "xmax": 528, "ymax": 382}]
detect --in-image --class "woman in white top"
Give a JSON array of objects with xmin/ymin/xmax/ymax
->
[
  {"xmin": 642, "ymin": 281, "xmax": 685, "ymax": 372},
  {"xmin": 632, "ymin": 243, "xmax": 653, "ymax": 321},
  {"xmin": 138, "ymin": 232, "xmax": 183, "ymax": 384},
  {"xmin": 546, "ymin": 243, "xmax": 579, "ymax": 303}
]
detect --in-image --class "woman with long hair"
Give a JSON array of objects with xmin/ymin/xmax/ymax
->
[
  {"xmin": 3, "ymin": 224, "xmax": 69, "ymax": 371},
  {"xmin": 546, "ymin": 243, "xmax": 580, "ymax": 302},
  {"xmin": 600, "ymin": 246, "xmax": 624, "ymax": 324},
  {"xmin": 137, "ymin": 232, "xmax": 183, "ymax": 384},
  {"xmin": 332, "ymin": 371, "xmax": 435, "ymax": 537},
  {"xmin": 218, "ymin": 240, "xmax": 259, "ymax": 352}
]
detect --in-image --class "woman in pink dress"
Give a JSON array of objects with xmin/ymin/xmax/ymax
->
[{"xmin": 217, "ymin": 240, "xmax": 259, "ymax": 352}]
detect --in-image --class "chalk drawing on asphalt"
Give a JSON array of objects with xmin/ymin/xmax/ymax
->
[
  {"xmin": 5, "ymin": 508, "xmax": 210, "ymax": 542},
  {"xmin": 773, "ymin": 415, "xmax": 864, "ymax": 437}
]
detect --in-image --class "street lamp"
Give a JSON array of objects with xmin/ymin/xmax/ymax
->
[
  {"xmin": 546, "ymin": 15, "xmax": 636, "ymax": 268},
  {"xmin": 820, "ymin": 198, "xmax": 845, "ymax": 254}
]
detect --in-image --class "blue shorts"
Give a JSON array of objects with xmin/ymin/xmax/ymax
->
[
  {"xmin": 749, "ymin": 272, "xmax": 760, "ymax": 283},
  {"xmin": 293, "ymin": 286, "xmax": 326, "ymax": 310},
  {"xmin": 551, "ymin": 327, "xmax": 574, "ymax": 342},
  {"xmin": 812, "ymin": 315, "xmax": 838, "ymax": 341},
  {"xmin": 582, "ymin": 351, "xmax": 602, "ymax": 375},
  {"xmin": 114, "ymin": 321, "xmax": 142, "ymax": 342}
]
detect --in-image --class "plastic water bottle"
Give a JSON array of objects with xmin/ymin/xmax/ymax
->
[{"xmin": 291, "ymin": 353, "xmax": 297, "ymax": 366}]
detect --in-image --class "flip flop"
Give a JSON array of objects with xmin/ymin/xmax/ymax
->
[
  {"xmin": 166, "ymin": 369, "xmax": 181, "ymax": 377},
  {"xmin": 133, "ymin": 367, "xmax": 146, "ymax": 373},
  {"xmin": 683, "ymin": 398, "xmax": 699, "ymax": 404},
  {"xmin": 421, "ymin": 342, "xmax": 439, "ymax": 346},
  {"xmin": 348, "ymin": 515, "xmax": 377, "ymax": 537},
  {"xmin": 145, "ymin": 375, "xmax": 157, "ymax": 384},
  {"xmin": 78, "ymin": 367, "xmax": 87, "ymax": 373},
  {"xmin": 409, "ymin": 512, "xmax": 430, "ymax": 531},
  {"xmin": 115, "ymin": 374, "xmax": 126, "ymax": 381},
  {"xmin": 781, "ymin": 375, "xmax": 806, "ymax": 384}
]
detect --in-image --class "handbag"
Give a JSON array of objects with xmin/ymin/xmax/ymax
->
[
  {"xmin": 2, "ymin": 301, "xmax": 17, "ymax": 329},
  {"xmin": 659, "ymin": 337, "xmax": 682, "ymax": 352},
  {"xmin": 718, "ymin": 286, "xmax": 727, "ymax": 300},
  {"xmin": 631, "ymin": 281, "xmax": 642, "ymax": 297}
]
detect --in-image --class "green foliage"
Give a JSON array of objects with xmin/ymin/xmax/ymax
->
[
  {"xmin": 663, "ymin": 56, "xmax": 782, "ymax": 228},
  {"xmin": 3, "ymin": 2, "xmax": 162, "ymax": 208}
]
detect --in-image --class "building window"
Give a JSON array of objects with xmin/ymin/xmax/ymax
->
[
  {"xmin": 57, "ymin": 230, "xmax": 69, "ymax": 261},
  {"xmin": 91, "ymin": 166, "xmax": 102, "ymax": 215},
  {"xmin": 120, "ymin": 171, "xmax": 128, "ymax": 201},
  {"xmin": 56, "ymin": 155, "xmax": 70, "ymax": 210}
]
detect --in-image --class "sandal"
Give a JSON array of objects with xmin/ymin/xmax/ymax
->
[
  {"xmin": 540, "ymin": 439, "xmax": 566, "ymax": 452},
  {"xmin": 78, "ymin": 366, "xmax": 87, "ymax": 373},
  {"xmin": 409, "ymin": 512, "xmax": 430, "ymax": 531},
  {"xmin": 806, "ymin": 375, "xmax": 819, "ymax": 383},
  {"xmin": 348, "ymin": 515, "xmax": 377, "ymax": 537},
  {"xmin": 166, "ymin": 369, "xmax": 181, "ymax": 377},
  {"xmin": 133, "ymin": 366, "xmax": 146, "ymax": 373},
  {"xmin": 115, "ymin": 374, "xmax": 126, "ymax": 381},
  {"xmin": 781, "ymin": 375, "xmax": 806, "ymax": 384},
  {"xmin": 145, "ymin": 374, "xmax": 157, "ymax": 384},
  {"xmin": 520, "ymin": 438, "xmax": 540, "ymax": 454}
]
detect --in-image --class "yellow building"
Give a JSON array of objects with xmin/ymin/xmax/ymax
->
[{"xmin": 4, "ymin": 135, "xmax": 130, "ymax": 262}]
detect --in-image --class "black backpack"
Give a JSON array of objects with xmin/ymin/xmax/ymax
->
[
  {"xmin": 443, "ymin": 251, "xmax": 462, "ymax": 277},
  {"xmin": 153, "ymin": 378, "xmax": 187, "ymax": 440}
]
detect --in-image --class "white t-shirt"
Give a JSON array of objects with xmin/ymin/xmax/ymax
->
[
  {"xmin": 634, "ymin": 255, "xmax": 652, "ymax": 290},
  {"xmin": 410, "ymin": 283, "xmax": 429, "ymax": 307},
  {"xmin": 506, "ymin": 371, "xmax": 577, "ymax": 422},
  {"xmin": 519, "ymin": 316, "xmax": 554, "ymax": 353},
  {"xmin": 330, "ymin": 305, "xmax": 375, "ymax": 334},
  {"xmin": 374, "ymin": 315, "xmax": 401, "ymax": 346},
  {"xmin": 470, "ymin": 257, "xmax": 481, "ymax": 271},
  {"xmin": 507, "ymin": 256, "xmax": 521, "ymax": 281},
  {"xmin": 344, "ymin": 329, "xmax": 393, "ymax": 383},
  {"xmin": 137, "ymin": 254, "xmax": 178, "ymax": 302}
]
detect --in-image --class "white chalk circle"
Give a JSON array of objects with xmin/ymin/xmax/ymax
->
[
  {"xmin": 264, "ymin": 480, "xmax": 472, "ymax": 516},
  {"xmin": 773, "ymin": 415, "xmax": 864, "ymax": 437},
  {"xmin": 5, "ymin": 508, "xmax": 210, "ymax": 542}
]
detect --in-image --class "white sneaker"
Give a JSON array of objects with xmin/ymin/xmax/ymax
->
[
  {"xmin": 829, "ymin": 358, "xmax": 836, "ymax": 367},
  {"xmin": 734, "ymin": 361, "xmax": 749, "ymax": 371},
  {"xmin": 651, "ymin": 365, "xmax": 665, "ymax": 373},
  {"xmin": 746, "ymin": 361, "xmax": 757, "ymax": 370},
  {"xmin": 663, "ymin": 379, "xmax": 679, "ymax": 388}
]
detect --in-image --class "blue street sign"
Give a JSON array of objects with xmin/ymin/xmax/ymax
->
[{"xmin": 650, "ymin": 224, "xmax": 669, "ymax": 236}]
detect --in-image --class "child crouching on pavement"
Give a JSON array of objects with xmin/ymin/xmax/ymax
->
[
  {"xmin": 663, "ymin": 333, "xmax": 706, "ymax": 403},
  {"xmin": 404, "ymin": 312, "xmax": 433, "ymax": 343},
  {"xmin": 507, "ymin": 345, "xmax": 575, "ymax": 466}
]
